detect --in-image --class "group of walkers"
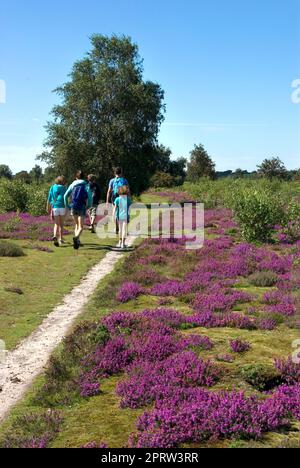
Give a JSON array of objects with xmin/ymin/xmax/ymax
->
[{"xmin": 47, "ymin": 167, "xmax": 131, "ymax": 250}]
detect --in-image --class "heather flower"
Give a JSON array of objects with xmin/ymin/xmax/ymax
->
[
  {"xmin": 137, "ymin": 255, "xmax": 166, "ymax": 266},
  {"xmin": 229, "ymin": 339, "xmax": 251, "ymax": 353},
  {"xmin": 129, "ymin": 385, "xmax": 300, "ymax": 448},
  {"xmin": 257, "ymin": 318, "xmax": 277, "ymax": 331},
  {"xmin": 193, "ymin": 287, "xmax": 252, "ymax": 313},
  {"xmin": 102, "ymin": 312, "xmax": 137, "ymax": 334},
  {"xmin": 117, "ymin": 352, "xmax": 220, "ymax": 409},
  {"xmin": 274, "ymin": 358, "xmax": 300, "ymax": 385},
  {"xmin": 116, "ymin": 282, "xmax": 144, "ymax": 303},
  {"xmin": 151, "ymin": 280, "xmax": 188, "ymax": 297},
  {"xmin": 141, "ymin": 308, "xmax": 186, "ymax": 328},
  {"xmin": 216, "ymin": 354, "xmax": 234, "ymax": 363}
]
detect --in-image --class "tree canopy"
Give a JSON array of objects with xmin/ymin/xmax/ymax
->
[
  {"xmin": 257, "ymin": 157, "xmax": 288, "ymax": 181},
  {"xmin": 186, "ymin": 144, "xmax": 216, "ymax": 181},
  {"xmin": 38, "ymin": 34, "xmax": 166, "ymax": 194},
  {"xmin": 0, "ymin": 165, "xmax": 13, "ymax": 180}
]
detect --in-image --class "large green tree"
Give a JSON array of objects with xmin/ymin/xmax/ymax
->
[
  {"xmin": 257, "ymin": 157, "xmax": 288, "ymax": 181},
  {"xmin": 29, "ymin": 164, "xmax": 43, "ymax": 183},
  {"xmin": 186, "ymin": 144, "xmax": 216, "ymax": 181},
  {"xmin": 38, "ymin": 35, "xmax": 165, "ymax": 193},
  {"xmin": 0, "ymin": 164, "xmax": 13, "ymax": 179}
]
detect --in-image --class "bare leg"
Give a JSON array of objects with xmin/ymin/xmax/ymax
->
[
  {"xmin": 76, "ymin": 216, "xmax": 84, "ymax": 239},
  {"xmin": 53, "ymin": 218, "xmax": 59, "ymax": 239},
  {"xmin": 73, "ymin": 215, "xmax": 79, "ymax": 237},
  {"xmin": 120, "ymin": 221, "xmax": 127, "ymax": 248},
  {"xmin": 58, "ymin": 215, "xmax": 65, "ymax": 242},
  {"xmin": 53, "ymin": 218, "xmax": 60, "ymax": 246}
]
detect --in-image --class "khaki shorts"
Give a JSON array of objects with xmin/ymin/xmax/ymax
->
[{"xmin": 89, "ymin": 205, "xmax": 98, "ymax": 217}]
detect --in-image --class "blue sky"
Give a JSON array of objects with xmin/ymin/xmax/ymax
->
[{"xmin": 0, "ymin": 0, "xmax": 300, "ymax": 173}]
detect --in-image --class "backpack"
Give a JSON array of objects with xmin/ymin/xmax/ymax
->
[
  {"xmin": 71, "ymin": 183, "xmax": 88, "ymax": 210},
  {"xmin": 112, "ymin": 177, "xmax": 128, "ymax": 196}
]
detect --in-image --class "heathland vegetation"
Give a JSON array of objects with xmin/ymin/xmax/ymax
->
[{"xmin": 0, "ymin": 35, "xmax": 299, "ymax": 449}]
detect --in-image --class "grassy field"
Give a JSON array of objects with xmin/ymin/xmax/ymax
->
[{"xmin": 0, "ymin": 230, "xmax": 118, "ymax": 350}]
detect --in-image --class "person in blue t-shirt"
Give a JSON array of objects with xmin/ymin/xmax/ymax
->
[
  {"xmin": 113, "ymin": 185, "xmax": 132, "ymax": 249},
  {"xmin": 47, "ymin": 176, "xmax": 67, "ymax": 247},
  {"xmin": 106, "ymin": 167, "xmax": 130, "ymax": 235},
  {"xmin": 64, "ymin": 170, "xmax": 93, "ymax": 250}
]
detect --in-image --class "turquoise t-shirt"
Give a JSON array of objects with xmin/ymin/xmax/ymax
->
[
  {"xmin": 115, "ymin": 195, "xmax": 132, "ymax": 221},
  {"xmin": 48, "ymin": 184, "xmax": 67, "ymax": 209}
]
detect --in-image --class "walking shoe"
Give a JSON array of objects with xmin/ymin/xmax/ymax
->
[
  {"xmin": 52, "ymin": 236, "xmax": 59, "ymax": 247},
  {"xmin": 73, "ymin": 237, "xmax": 79, "ymax": 250}
]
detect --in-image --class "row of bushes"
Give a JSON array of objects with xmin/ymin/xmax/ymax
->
[
  {"xmin": 183, "ymin": 178, "xmax": 300, "ymax": 209},
  {"xmin": 0, "ymin": 179, "xmax": 49, "ymax": 216},
  {"xmin": 182, "ymin": 178, "xmax": 300, "ymax": 243}
]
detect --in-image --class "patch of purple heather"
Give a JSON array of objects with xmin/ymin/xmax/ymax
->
[
  {"xmin": 274, "ymin": 357, "xmax": 300, "ymax": 385},
  {"xmin": 229, "ymin": 339, "xmax": 251, "ymax": 353},
  {"xmin": 116, "ymin": 282, "xmax": 144, "ymax": 303},
  {"xmin": 128, "ymin": 384, "xmax": 300, "ymax": 448}
]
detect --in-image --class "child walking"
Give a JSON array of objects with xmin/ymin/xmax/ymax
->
[
  {"xmin": 64, "ymin": 170, "xmax": 93, "ymax": 250},
  {"xmin": 106, "ymin": 167, "xmax": 130, "ymax": 235},
  {"xmin": 47, "ymin": 176, "xmax": 67, "ymax": 247},
  {"xmin": 87, "ymin": 174, "xmax": 101, "ymax": 233},
  {"xmin": 113, "ymin": 185, "xmax": 132, "ymax": 249}
]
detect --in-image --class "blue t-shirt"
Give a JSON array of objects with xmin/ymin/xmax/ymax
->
[
  {"xmin": 109, "ymin": 177, "xmax": 129, "ymax": 196},
  {"xmin": 48, "ymin": 184, "xmax": 67, "ymax": 209},
  {"xmin": 64, "ymin": 180, "xmax": 93, "ymax": 210},
  {"xmin": 115, "ymin": 195, "xmax": 132, "ymax": 221}
]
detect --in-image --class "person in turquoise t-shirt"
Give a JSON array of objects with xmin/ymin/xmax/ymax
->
[
  {"xmin": 113, "ymin": 185, "xmax": 132, "ymax": 249},
  {"xmin": 47, "ymin": 176, "xmax": 67, "ymax": 247},
  {"xmin": 64, "ymin": 170, "xmax": 93, "ymax": 250},
  {"xmin": 106, "ymin": 167, "xmax": 130, "ymax": 235}
]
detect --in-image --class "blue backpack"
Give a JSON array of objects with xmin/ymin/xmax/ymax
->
[
  {"xmin": 71, "ymin": 183, "xmax": 88, "ymax": 210},
  {"xmin": 112, "ymin": 177, "xmax": 128, "ymax": 196}
]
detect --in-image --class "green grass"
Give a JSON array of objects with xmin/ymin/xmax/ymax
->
[{"xmin": 0, "ymin": 230, "xmax": 118, "ymax": 349}]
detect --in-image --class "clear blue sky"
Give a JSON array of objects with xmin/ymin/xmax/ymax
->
[{"xmin": 0, "ymin": 0, "xmax": 300, "ymax": 173}]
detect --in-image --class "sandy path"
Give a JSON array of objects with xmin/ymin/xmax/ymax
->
[{"xmin": 0, "ymin": 236, "xmax": 136, "ymax": 422}]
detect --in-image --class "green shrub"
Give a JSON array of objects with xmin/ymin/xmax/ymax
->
[
  {"xmin": 0, "ymin": 411, "xmax": 62, "ymax": 448},
  {"xmin": 240, "ymin": 363, "xmax": 282, "ymax": 391},
  {"xmin": 26, "ymin": 185, "xmax": 48, "ymax": 216},
  {"xmin": 0, "ymin": 179, "xmax": 49, "ymax": 215},
  {"xmin": 231, "ymin": 187, "xmax": 285, "ymax": 242},
  {"xmin": 0, "ymin": 179, "xmax": 28, "ymax": 213},
  {"xmin": 0, "ymin": 241, "xmax": 25, "ymax": 257},
  {"xmin": 183, "ymin": 178, "xmax": 299, "ymax": 210},
  {"xmin": 2, "ymin": 214, "xmax": 22, "ymax": 232},
  {"xmin": 248, "ymin": 271, "xmax": 278, "ymax": 287},
  {"xmin": 150, "ymin": 172, "xmax": 176, "ymax": 188}
]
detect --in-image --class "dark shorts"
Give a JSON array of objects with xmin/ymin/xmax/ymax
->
[{"xmin": 71, "ymin": 208, "xmax": 86, "ymax": 217}]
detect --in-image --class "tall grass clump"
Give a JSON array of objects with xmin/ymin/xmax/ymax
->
[{"xmin": 0, "ymin": 240, "xmax": 25, "ymax": 257}]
